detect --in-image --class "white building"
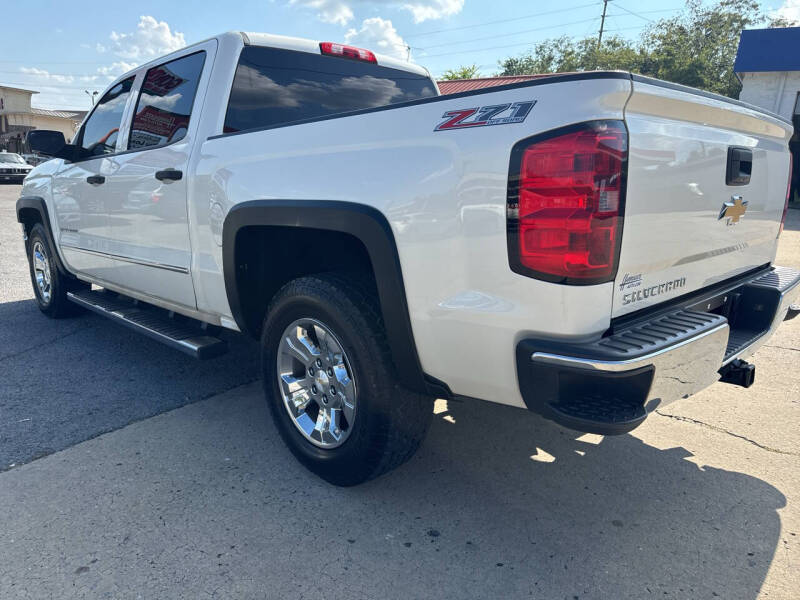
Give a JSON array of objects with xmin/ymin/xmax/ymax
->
[
  {"xmin": 0, "ymin": 84, "xmax": 85, "ymax": 153},
  {"xmin": 735, "ymin": 27, "xmax": 800, "ymax": 199}
]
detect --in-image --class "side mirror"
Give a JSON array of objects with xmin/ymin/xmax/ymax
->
[{"xmin": 27, "ymin": 130, "xmax": 67, "ymax": 157}]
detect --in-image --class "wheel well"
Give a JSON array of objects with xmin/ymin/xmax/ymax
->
[
  {"xmin": 233, "ymin": 226, "xmax": 377, "ymax": 337},
  {"xmin": 17, "ymin": 206, "xmax": 43, "ymax": 235}
]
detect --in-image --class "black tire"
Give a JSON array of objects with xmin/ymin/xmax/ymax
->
[
  {"xmin": 26, "ymin": 223, "xmax": 86, "ymax": 318},
  {"xmin": 261, "ymin": 272, "xmax": 433, "ymax": 486}
]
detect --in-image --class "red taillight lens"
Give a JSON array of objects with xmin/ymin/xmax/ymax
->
[
  {"xmin": 507, "ymin": 121, "xmax": 627, "ymax": 283},
  {"xmin": 780, "ymin": 153, "xmax": 792, "ymax": 237},
  {"xmin": 319, "ymin": 42, "xmax": 377, "ymax": 63}
]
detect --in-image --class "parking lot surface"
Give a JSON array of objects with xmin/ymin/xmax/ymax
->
[{"xmin": 1, "ymin": 182, "xmax": 799, "ymax": 599}]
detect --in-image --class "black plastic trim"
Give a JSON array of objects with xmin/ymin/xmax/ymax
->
[
  {"xmin": 15, "ymin": 195, "xmax": 70, "ymax": 276},
  {"xmin": 222, "ymin": 199, "xmax": 450, "ymax": 398},
  {"xmin": 516, "ymin": 346, "xmax": 654, "ymax": 436},
  {"xmin": 506, "ymin": 119, "xmax": 629, "ymax": 286}
]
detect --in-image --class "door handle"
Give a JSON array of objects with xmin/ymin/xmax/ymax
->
[
  {"xmin": 86, "ymin": 175, "xmax": 105, "ymax": 185},
  {"xmin": 155, "ymin": 168, "xmax": 183, "ymax": 182}
]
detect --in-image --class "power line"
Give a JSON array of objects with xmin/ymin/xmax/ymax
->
[
  {"xmin": 612, "ymin": 3, "xmax": 653, "ymax": 22},
  {"xmin": 405, "ymin": 1, "xmax": 601, "ymax": 38},
  {"xmin": 420, "ymin": 19, "xmax": 600, "ymax": 59},
  {"xmin": 417, "ymin": 19, "xmax": 599, "ymax": 51}
]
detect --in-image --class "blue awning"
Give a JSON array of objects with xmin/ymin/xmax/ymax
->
[{"xmin": 735, "ymin": 27, "xmax": 800, "ymax": 73}]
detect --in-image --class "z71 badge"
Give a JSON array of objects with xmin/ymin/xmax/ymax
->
[{"xmin": 434, "ymin": 101, "xmax": 536, "ymax": 131}]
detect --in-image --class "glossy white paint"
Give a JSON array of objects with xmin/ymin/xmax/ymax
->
[
  {"xmin": 615, "ymin": 81, "xmax": 793, "ymax": 316},
  {"xmin": 193, "ymin": 74, "xmax": 632, "ymax": 407},
  {"xmin": 20, "ymin": 32, "xmax": 793, "ymax": 410}
]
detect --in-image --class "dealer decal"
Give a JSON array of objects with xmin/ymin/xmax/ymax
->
[{"xmin": 434, "ymin": 101, "xmax": 536, "ymax": 131}]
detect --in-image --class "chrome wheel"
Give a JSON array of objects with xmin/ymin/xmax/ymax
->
[
  {"xmin": 32, "ymin": 240, "xmax": 52, "ymax": 304},
  {"xmin": 277, "ymin": 318, "xmax": 357, "ymax": 449}
]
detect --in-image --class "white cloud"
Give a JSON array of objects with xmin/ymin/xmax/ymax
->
[
  {"xmin": 401, "ymin": 0, "xmax": 463, "ymax": 23},
  {"xmin": 20, "ymin": 67, "xmax": 74, "ymax": 84},
  {"xmin": 345, "ymin": 17, "xmax": 409, "ymax": 60},
  {"xmin": 773, "ymin": 1, "xmax": 800, "ymax": 22},
  {"xmin": 107, "ymin": 15, "xmax": 185, "ymax": 61},
  {"xmin": 97, "ymin": 61, "xmax": 138, "ymax": 77},
  {"xmin": 289, "ymin": 0, "xmax": 354, "ymax": 25},
  {"xmin": 288, "ymin": 0, "xmax": 463, "ymax": 25}
]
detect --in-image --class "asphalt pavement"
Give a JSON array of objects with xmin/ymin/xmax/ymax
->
[{"xmin": 1, "ymin": 182, "xmax": 798, "ymax": 599}]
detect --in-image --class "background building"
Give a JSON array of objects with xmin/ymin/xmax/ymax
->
[
  {"xmin": 0, "ymin": 84, "xmax": 84, "ymax": 153},
  {"xmin": 729, "ymin": 27, "xmax": 799, "ymax": 202}
]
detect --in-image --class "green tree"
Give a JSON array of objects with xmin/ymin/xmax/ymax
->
[
  {"xmin": 440, "ymin": 64, "xmax": 482, "ymax": 80},
  {"xmin": 496, "ymin": 0, "xmax": 797, "ymax": 98}
]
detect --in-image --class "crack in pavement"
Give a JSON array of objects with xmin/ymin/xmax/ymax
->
[
  {"xmin": 654, "ymin": 410, "xmax": 799, "ymax": 457},
  {"xmin": 763, "ymin": 344, "xmax": 800, "ymax": 353},
  {"xmin": 0, "ymin": 325, "xmax": 93, "ymax": 362}
]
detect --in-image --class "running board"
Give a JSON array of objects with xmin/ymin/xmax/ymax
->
[{"xmin": 67, "ymin": 289, "xmax": 228, "ymax": 359}]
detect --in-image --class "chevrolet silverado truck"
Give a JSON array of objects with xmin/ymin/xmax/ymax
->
[{"xmin": 18, "ymin": 32, "xmax": 800, "ymax": 485}]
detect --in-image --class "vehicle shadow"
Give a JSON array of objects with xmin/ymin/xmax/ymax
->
[{"xmin": 356, "ymin": 397, "xmax": 786, "ymax": 598}]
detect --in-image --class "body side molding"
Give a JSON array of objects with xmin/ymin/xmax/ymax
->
[{"xmin": 222, "ymin": 199, "xmax": 450, "ymax": 397}]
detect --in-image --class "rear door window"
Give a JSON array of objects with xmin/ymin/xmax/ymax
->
[
  {"xmin": 223, "ymin": 46, "xmax": 437, "ymax": 133},
  {"xmin": 128, "ymin": 51, "xmax": 206, "ymax": 150}
]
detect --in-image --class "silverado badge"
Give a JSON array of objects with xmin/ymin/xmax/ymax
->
[{"xmin": 719, "ymin": 195, "xmax": 748, "ymax": 225}]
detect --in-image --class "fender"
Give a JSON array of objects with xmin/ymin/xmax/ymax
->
[
  {"xmin": 222, "ymin": 199, "xmax": 450, "ymax": 397},
  {"xmin": 16, "ymin": 195, "xmax": 69, "ymax": 276}
]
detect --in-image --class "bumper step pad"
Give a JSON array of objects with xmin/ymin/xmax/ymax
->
[{"xmin": 67, "ymin": 289, "xmax": 228, "ymax": 360}]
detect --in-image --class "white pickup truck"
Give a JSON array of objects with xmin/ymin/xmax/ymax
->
[{"xmin": 19, "ymin": 32, "xmax": 800, "ymax": 485}]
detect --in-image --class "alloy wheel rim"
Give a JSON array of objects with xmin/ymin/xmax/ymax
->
[
  {"xmin": 32, "ymin": 241, "xmax": 52, "ymax": 304},
  {"xmin": 277, "ymin": 318, "xmax": 357, "ymax": 449}
]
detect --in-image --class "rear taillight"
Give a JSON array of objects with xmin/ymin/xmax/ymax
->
[
  {"xmin": 319, "ymin": 42, "xmax": 376, "ymax": 63},
  {"xmin": 780, "ymin": 154, "xmax": 792, "ymax": 237},
  {"xmin": 507, "ymin": 120, "xmax": 627, "ymax": 284}
]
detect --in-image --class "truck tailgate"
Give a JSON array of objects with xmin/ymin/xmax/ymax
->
[{"xmin": 613, "ymin": 77, "xmax": 793, "ymax": 317}]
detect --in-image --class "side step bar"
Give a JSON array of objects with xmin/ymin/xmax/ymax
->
[{"xmin": 67, "ymin": 289, "xmax": 228, "ymax": 360}]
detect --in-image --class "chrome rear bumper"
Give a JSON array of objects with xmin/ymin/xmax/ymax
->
[{"xmin": 517, "ymin": 266, "xmax": 800, "ymax": 435}]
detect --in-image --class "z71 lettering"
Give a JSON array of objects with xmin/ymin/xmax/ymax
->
[{"xmin": 434, "ymin": 101, "xmax": 536, "ymax": 131}]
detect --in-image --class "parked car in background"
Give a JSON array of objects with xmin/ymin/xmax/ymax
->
[
  {"xmin": 0, "ymin": 151, "xmax": 33, "ymax": 183},
  {"xmin": 22, "ymin": 153, "xmax": 48, "ymax": 167}
]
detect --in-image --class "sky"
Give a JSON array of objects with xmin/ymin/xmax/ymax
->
[{"xmin": 1, "ymin": 0, "xmax": 798, "ymax": 111}]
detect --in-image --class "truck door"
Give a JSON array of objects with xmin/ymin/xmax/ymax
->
[
  {"xmin": 52, "ymin": 77, "xmax": 135, "ymax": 280},
  {"xmin": 101, "ymin": 43, "xmax": 213, "ymax": 308}
]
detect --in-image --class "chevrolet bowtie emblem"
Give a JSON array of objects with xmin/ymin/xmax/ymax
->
[{"xmin": 719, "ymin": 195, "xmax": 748, "ymax": 225}]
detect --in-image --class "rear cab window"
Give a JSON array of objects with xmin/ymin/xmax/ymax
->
[{"xmin": 223, "ymin": 46, "xmax": 437, "ymax": 133}]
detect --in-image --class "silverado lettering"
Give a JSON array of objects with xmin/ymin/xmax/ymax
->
[{"xmin": 622, "ymin": 277, "xmax": 687, "ymax": 306}]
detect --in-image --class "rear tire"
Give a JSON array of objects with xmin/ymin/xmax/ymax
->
[
  {"xmin": 26, "ymin": 223, "xmax": 86, "ymax": 318},
  {"xmin": 261, "ymin": 272, "xmax": 433, "ymax": 486}
]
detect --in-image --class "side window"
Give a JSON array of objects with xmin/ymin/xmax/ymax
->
[
  {"xmin": 78, "ymin": 77, "xmax": 134, "ymax": 156},
  {"xmin": 128, "ymin": 52, "xmax": 206, "ymax": 150},
  {"xmin": 223, "ymin": 46, "xmax": 437, "ymax": 133}
]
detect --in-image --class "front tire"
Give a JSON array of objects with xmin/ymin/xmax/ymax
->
[
  {"xmin": 26, "ymin": 223, "xmax": 86, "ymax": 318},
  {"xmin": 261, "ymin": 273, "xmax": 433, "ymax": 486}
]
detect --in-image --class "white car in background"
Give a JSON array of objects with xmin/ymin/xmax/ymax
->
[{"xmin": 0, "ymin": 152, "xmax": 33, "ymax": 183}]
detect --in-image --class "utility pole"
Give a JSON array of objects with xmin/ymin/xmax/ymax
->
[
  {"xmin": 598, "ymin": 0, "xmax": 609, "ymax": 47},
  {"xmin": 84, "ymin": 90, "xmax": 98, "ymax": 105}
]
